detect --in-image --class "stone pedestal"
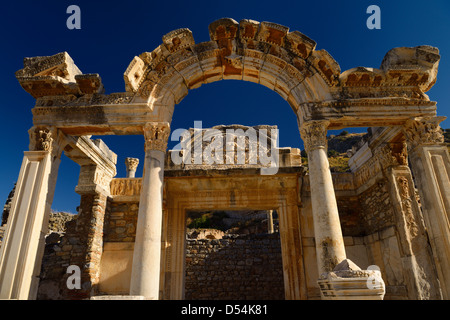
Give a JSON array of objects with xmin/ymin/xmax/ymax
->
[
  {"xmin": 130, "ymin": 122, "xmax": 170, "ymax": 300},
  {"xmin": 404, "ymin": 116, "xmax": 450, "ymax": 299},
  {"xmin": 317, "ymin": 260, "xmax": 385, "ymax": 300}
]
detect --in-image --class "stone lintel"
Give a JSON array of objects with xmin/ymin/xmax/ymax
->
[
  {"xmin": 29, "ymin": 96, "xmax": 438, "ymax": 136},
  {"xmin": 65, "ymin": 136, "xmax": 117, "ymax": 174}
]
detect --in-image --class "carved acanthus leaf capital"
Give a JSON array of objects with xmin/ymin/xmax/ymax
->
[
  {"xmin": 28, "ymin": 126, "xmax": 66, "ymax": 159},
  {"xmin": 143, "ymin": 122, "xmax": 170, "ymax": 152},
  {"xmin": 29, "ymin": 127, "xmax": 53, "ymax": 152},
  {"xmin": 300, "ymin": 120, "xmax": 329, "ymax": 153},
  {"xmin": 125, "ymin": 157, "xmax": 140, "ymax": 171},
  {"xmin": 403, "ymin": 117, "xmax": 445, "ymax": 152}
]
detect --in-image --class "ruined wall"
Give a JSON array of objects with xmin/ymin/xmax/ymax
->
[
  {"xmin": 33, "ymin": 172, "xmax": 431, "ymax": 300},
  {"xmin": 36, "ymin": 212, "xmax": 77, "ymax": 300},
  {"xmin": 359, "ymin": 180, "xmax": 395, "ymax": 234},
  {"xmin": 103, "ymin": 200, "xmax": 138, "ymax": 243},
  {"xmin": 37, "ymin": 193, "xmax": 108, "ymax": 300},
  {"xmin": 185, "ymin": 233, "xmax": 284, "ymax": 300}
]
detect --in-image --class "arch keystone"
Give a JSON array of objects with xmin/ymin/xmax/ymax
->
[
  {"xmin": 208, "ymin": 18, "xmax": 239, "ymax": 41},
  {"xmin": 162, "ymin": 28, "xmax": 195, "ymax": 53}
]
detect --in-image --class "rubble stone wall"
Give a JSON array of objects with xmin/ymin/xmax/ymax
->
[{"xmin": 184, "ymin": 233, "xmax": 285, "ymax": 300}]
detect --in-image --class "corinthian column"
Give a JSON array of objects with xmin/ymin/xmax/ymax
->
[
  {"xmin": 300, "ymin": 120, "xmax": 346, "ymax": 275},
  {"xmin": 0, "ymin": 126, "xmax": 64, "ymax": 299},
  {"xmin": 125, "ymin": 157, "xmax": 139, "ymax": 178},
  {"xmin": 130, "ymin": 122, "xmax": 170, "ymax": 299},
  {"xmin": 403, "ymin": 116, "xmax": 450, "ymax": 299}
]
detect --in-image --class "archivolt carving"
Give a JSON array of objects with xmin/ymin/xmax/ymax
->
[
  {"xmin": 15, "ymin": 19, "xmax": 442, "ymax": 132},
  {"xmin": 121, "ymin": 18, "xmax": 440, "ymax": 115}
]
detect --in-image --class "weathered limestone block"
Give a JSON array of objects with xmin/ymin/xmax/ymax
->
[
  {"xmin": 193, "ymin": 41, "xmax": 223, "ymax": 84},
  {"xmin": 256, "ymin": 21, "xmax": 289, "ymax": 47},
  {"xmin": 239, "ymin": 19, "xmax": 259, "ymax": 40},
  {"xmin": 339, "ymin": 67, "xmax": 385, "ymax": 88},
  {"xmin": 162, "ymin": 28, "xmax": 195, "ymax": 53},
  {"xmin": 208, "ymin": 18, "xmax": 239, "ymax": 41},
  {"xmin": 381, "ymin": 46, "xmax": 440, "ymax": 92},
  {"xmin": 16, "ymin": 52, "xmax": 82, "ymax": 82},
  {"xmin": 307, "ymin": 50, "xmax": 341, "ymax": 87},
  {"xmin": 16, "ymin": 52, "xmax": 103, "ymax": 98},
  {"xmin": 75, "ymin": 74, "xmax": 104, "ymax": 94},
  {"xmin": 124, "ymin": 56, "xmax": 146, "ymax": 92},
  {"xmin": 318, "ymin": 259, "xmax": 385, "ymax": 300},
  {"xmin": 284, "ymin": 31, "xmax": 316, "ymax": 60}
]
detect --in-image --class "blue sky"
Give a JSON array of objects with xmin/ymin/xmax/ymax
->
[{"xmin": 0, "ymin": 0, "xmax": 449, "ymax": 214}]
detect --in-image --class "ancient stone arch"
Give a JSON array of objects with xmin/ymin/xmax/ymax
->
[{"xmin": 0, "ymin": 18, "xmax": 448, "ymax": 300}]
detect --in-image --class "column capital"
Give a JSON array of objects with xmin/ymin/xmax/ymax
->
[
  {"xmin": 125, "ymin": 157, "xmax": 139, "ymax": 171},
  {"xmin": 403, "ymin": 116, "xmax": 446, "ymax": 152},
  {"xmin": 28, "ymin": 126, "xmax": 65, "ymax": 158},
  {"xmin": 300, "ymin": 120, "xmax": 330, "ymax": 153},
  {"xmin": 125, "ymin": 157, "xmax": 139, "ymax": 178},
  {"xmin": 143, "ymin": 122, "xmax": 170, "ymax": 152}
]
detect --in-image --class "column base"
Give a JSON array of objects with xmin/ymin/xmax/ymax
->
[
  {"xmin": 90, "ymin": 295, "xmax": 145, "ymax": 300},
  {"xmin": 317, "ymin": 259, "xmax": 385, "ymax": 300}
]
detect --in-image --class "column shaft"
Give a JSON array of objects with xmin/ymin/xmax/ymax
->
[
  {"xmin": 130, "ymin": 122, "xmax": 169, "ymax": 299},
  {"xmin": 301, "ymin": 121, "xmax": 346, "ymax": 275}
]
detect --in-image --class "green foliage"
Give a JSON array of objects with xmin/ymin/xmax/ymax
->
[
  {"xmin": 328, "ymin": 156, "xmax": 350, "ymax": 173},
  {"xmin": 327, "ymin": 149, "xmax": 340, "ymax": 157},
  {"xmin": 187, "ymin": 211, "xmax": 228, "ymax": 231}
]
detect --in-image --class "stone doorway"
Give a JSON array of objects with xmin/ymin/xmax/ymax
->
[{"xmin": 162, "ymin": 170, "xmax": 306, "ymax": 300}]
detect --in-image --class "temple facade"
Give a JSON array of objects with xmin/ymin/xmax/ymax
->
[{"xmin": 0, "ymin": 18, "xmax": 448, "ymax": 300}]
